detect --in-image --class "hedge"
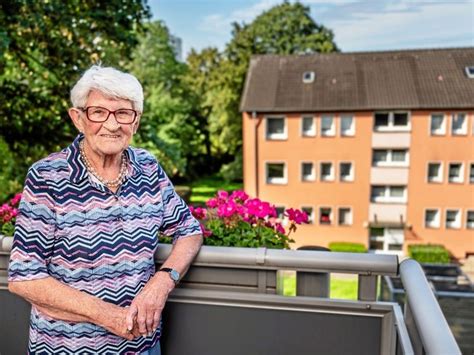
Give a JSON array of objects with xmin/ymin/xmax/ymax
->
[
  {"xmin": 329, "ymin": 242, "xmax": 367, "ymax": 253},
  {"xmin": 408, "ymin": 244, "xmax": 450, "ymax": 264}
]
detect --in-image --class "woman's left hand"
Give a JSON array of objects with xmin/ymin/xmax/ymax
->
[{"xmin": 126, "ymin": 273, "xmax": 175, "ymax": 336}]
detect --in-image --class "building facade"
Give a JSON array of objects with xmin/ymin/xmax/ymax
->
[{"xmin": 241, "ymin": 48, "xmax": 474, "ymax": 259}]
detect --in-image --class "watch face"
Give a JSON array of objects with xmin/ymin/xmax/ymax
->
[{"xmin": 170, "ymin": 269, "xmax": 180, "ymax": 282}]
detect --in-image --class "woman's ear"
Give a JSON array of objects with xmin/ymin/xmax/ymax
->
[
  {"xmin": 68, "ymin": 108, "xmax": 85, "ymax": 133},
  {"xmin": 133, "ymin": 115, "xmax": 141, "ymax": 134}
]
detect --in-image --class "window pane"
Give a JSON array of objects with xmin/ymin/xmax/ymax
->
[
  {"xmin": 425, "ymin": 210, "xmax": 437, "ymax": 223},
  {"xmin": 391, "ymin": 150, "xmax": 407, "ymax": 162},
  {"xmin": 341, "ymin": 116, "xmax": 354, "ymax": 135},
  {"xmin": 267, "ymin": 164, "xmax": 284, "ymax": 178},
  {"xmin": 374, "ymin": 113, "xmax": 389, "ymax": 127},
  {"xmin": 321, "ymin": 115, "xmax": 334, "ymax": 135},
  {"xmin": 321, "ymin": 163, "xmax": 333, "ymax": 180},
  {"xmin": 449, "ymin": 164, "xmax": 461, "ymax": 180},
  {"xmin": 390, "ymin": 186, "xmax": 405, "ymax": 197},
  {"xmin": 302, "ymin": 163, "xmax": 314, "ymax": 181},
  {"xmin": 267, "ymin": 118, "xmax": 284, "ymax": 136},
  {"xmin": 340, "ymin": 163, "xmax": 352, "ymax": 180},
  {"xmin": 373, "ymin": 150, "xmax": 388, "ymax": 164},
  {"xmin": 371, "ymin": 186, "xmax": 386, "ymax": 199},
  {"xmin": 302, "ymin": 116, "xmax": 314, "ymax": 135},
  {"xmin": 428, "ymin": 163, "xmax": 441, "ymax": 181},
  {"xmin": 470, "ymin": 163, "xmax": 474, "ymax": 183},
  {"xmin": 452, "ymin": 114, "xmax": 466, "ymax": 133},
  {"xmin": 430, "ymin": 114, "xmax": 444, "ymax": 132},
  {"xmin": 393, "ymin": 112, "xmax": 408, "ymax": 126},
  {"xmin": 467, "ymin": 211, "xmax": 474, "ymax": 229},
  {"xmin": 388, "ymin": 244, "xmax": 403, "ymax": 251},
  {"xmin": 370, "ymin": 227, "xmax": 384, "ymax": 237},
  {"xmin": 370, "ymin": 240, "xmax": 384, "ymax": 250},
  {"xmin": 275, "ymin": 207, "xmax": 285, "ymax": 219},
  {"xmin": 320, "ymin": 208, "xmax": 332, "ymax": 224},
  {"xmin": 446, "ymin": 210, "xmax": 459, "ymax": 227},
  {"xmin": 338, "ymin": 208, "xmax": 351, "ymax": 225}
]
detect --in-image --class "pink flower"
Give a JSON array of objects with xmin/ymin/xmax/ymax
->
[
  {"xmin": 193, "ymin": 207, "xmax": 207, "ymax": 220},
  {"xmin": 230, "ymin": 190, "xmax": 249, "ymax": 203},
  {"xmin": 285, "ymin": 208, "xmax": 309, "ymax": 224},
  {"xmin": 10, "ymin": 193, "xmax": 22, "ymax": 207},
  {"xmin": 216, "ymin": 190, "xmax": 229, "ymax": 201},
  {"xmin": 200, "ymin": 223, "xmax": 212, "ymax": 238},
  {"xmin": 11, "ymin": 208, "xmax": 18, "ymax": 218},
  {"xmin": 275, "ymin": 223, "xmax": 285, "ymax": 234},
  {"xmin": 245, "ymin": 198, "xmax": 274, "ymax": 219},
  {"xmin": 217, "ymin": 200, "xmax": 239, "ymax": 218},
  {"xmin": 206, "ymin": 198, "xmax": 218, "ymax": 208}
]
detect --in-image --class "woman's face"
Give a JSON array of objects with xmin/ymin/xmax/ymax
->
[{"xmin": 69, "ymin": 90, "xmax": 140, "ymax": 159}]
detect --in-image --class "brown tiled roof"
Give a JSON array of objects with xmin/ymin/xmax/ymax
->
[{"xmin": 240, "ymin": 48, "xmax": 474, "ymax": 112}]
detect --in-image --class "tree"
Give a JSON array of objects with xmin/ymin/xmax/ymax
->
[
  {"xmin": 206, "ymin": 2, "xmax": 338, "ymax": 179},
  {"xmin": 129, "ymin": 21, "xmax": 208, "ymax": 178},
  {"xmin": 0, "ymin": 0, "xmax": 150, "ymax": 189}
]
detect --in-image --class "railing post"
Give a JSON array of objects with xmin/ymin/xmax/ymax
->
[
  {"xmin": 296, "ymin": 271, "xmax": 329, "ymax": 297},
  {"xmin": 358, "ymin": 274, "xmax": 377, "ymax": 301}
]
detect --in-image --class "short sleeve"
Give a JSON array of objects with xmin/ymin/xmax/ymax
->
[
  {"xmin": 156, "ymin": 163, "xmax": 201, "ymax": 244},
  {"xmin": 8, "ymin": 166, "xmax": 56, "ymax": 282}
]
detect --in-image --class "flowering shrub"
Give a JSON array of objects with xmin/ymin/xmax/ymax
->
[
  {"xmin": 162, "ymin": 190, "xmax": 308, "ymax": 249},
  {"xmin": 0, "ymin": 193, "xmax": 21, "ymax": 236}
]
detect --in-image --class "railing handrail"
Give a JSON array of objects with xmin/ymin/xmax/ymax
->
[
  {"xmin": 156, "ymin": 244, "xmax": 399, "ymax": 275},
  {"xmin": 399, "ymin": 259, "xmax": 461, "ymax": 355}
]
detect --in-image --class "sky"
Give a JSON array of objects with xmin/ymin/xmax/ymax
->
[{"xmin": 148, "ymin": 0, "xmax": 474, "ymax": 59}]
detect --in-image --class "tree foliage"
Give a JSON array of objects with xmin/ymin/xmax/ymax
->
[{"xmin": 0, "ymin": 0, "xmax": 150, "ymax": 186}]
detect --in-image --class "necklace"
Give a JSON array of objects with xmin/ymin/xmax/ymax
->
[{"xmin": 79, "ymin": 140, "xmax": 128, "ymax": 189}]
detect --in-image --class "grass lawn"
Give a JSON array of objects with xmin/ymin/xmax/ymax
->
[
  {"xmin": 190, "ymin": 175, "xmax": 243, "ymax": 205},
  {"xmin": 282, "ymin": 272, "xmax": 359, "ymax": 300}
]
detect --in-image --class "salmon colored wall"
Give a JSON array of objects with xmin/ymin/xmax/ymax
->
[
  {"xmin": 406, "ymin": 111, "xmax": 474, "ymax": 259},
  {"xmin": 244, "ymin": 112, "xmax": 373, "ymax": 249}
]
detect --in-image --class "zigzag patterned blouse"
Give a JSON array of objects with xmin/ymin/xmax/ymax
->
[{"xmin": 8, "ymin": 134, "xmax": 201, "ymax": 354}]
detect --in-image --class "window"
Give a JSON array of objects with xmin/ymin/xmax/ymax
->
[
  {"xmin": 320, "ymin": 162, "xmax": 334, "ymax": 181},
  {"xmin": 451, "ymin": 113, "xmax": 467, "ymax": 135},
  {"xmin": 302, "ymin": 207, "xmax": 314, "ymax": 224},
  {"xmin": 340, "ymin": 115, "xmax": 355, "ymax": 136},
  {"xmin": 374, "ymin": 112, "xmax": 410, "ymax": 131},
  {"xmin": 302, "ymin": 116, "xmax": 316, "ymax": 137},
  {"xmin": 301, "ymin": 162, "xmax": 315, "ymax": 182},
  {"xmin": 339, "ymin": 162, "xmax": 354, "ymax": 181},
  {"xmin": 448, "ymin": 163, "xmax": 463, "ymax": 183},
  {"xmin": 303, "ymin": 71, "xmax": 315, "ymax": 83},
  {"xmin": 275, "ymin": 206, "xmax": 285, "ymax": 219},
  {"xmin": 470, "ymin": 163, "xmax": 474, "ymax": 183},
  {"xmin": 466, "ymin": 211, "xmax": 474, "ymax": 229},
  {"xmin": 321, "ymin": 115, "xmax": 335, "ymax": 136},
  {"xmin": 371, "ymin": 185, "xmax": 407, "ymax": 203},
  {"xmin": 430, "ymin": 114, "xmax": 446, "ymax": 135},
  {"xmin": 427, "ymin": 163, "xmax": 442, "ymax": 183},
  {"xmin": 266, "ymin": 163, "xmax": 286, "ymax": 184},
  {"xmin": 445, "ymin": 209, "xmax": 461, "ymax": 229},
  {"xmin": 465, "ymin": 66, "xmax": 474, "ymax": 79},
  {"xmin": 425, "ymin": 209, "xmax": 440, "ymax": 228},
  {"xmin": 319, "ymin": 207, "xmax": 332, "ymax": 225},
  {"xmin": 266, "ymin": 117, "xmax": 286, "ymax": 140},
  {"xmin": 338, "ymin": 208, "xmax": 352, "ymax": 225},
  {"xmin": 372, "ymin": 149, "xmax": 408, "ymax": 166}
]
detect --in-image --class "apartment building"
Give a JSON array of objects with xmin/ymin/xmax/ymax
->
[{"xmin": 240, "ymin": 48, "xmax": 474, "ymax": 259}]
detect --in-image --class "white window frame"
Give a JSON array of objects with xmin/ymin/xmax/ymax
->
[
  {"xmin": 320, "ymin": 161, "xmax": 335, "ymax": 181},
  {"xmin": 265, "ymin": 161, "xmax": 287, "ymax": 185},
  {"xmin": 340, "ymin": 114, "xmax": 355, "ymax": 136},
  {"xmin": 430, "ymin": 113, "xmax": 446, "ymax": 136},
  {"xmin": 448, "ymin": 162, "xmax": 464, "ymax": 184},
  {"xmin": 445, "ymin": 208, "xmax": 461, "ymax": 229},
  {"xmin": 465, "ymin": 66, "xmax": 474, "ymax": 79},
  {"xmin": 301, "ymin": 206, "xmax": 314, "ymax": 224},
  {"xmin": 424, "ymin": 208, "xmax": 440, "ymax": 229},
  {"xmin": 301, "ymin": 116, "xmax": 316, "ymax": 137},
  {"xmin": 265, "ymin": 116, "xmax": 287, "ymax": 140},
  {"xmin": 339, "ymin": 161, "xmax": 354, "ymax": 182},
  {"xmin": 319, "ymin": 206, "xmax": 333, "ymax": 225},
  {"xmin": 372, "ymin": 149, "xmax": 409, "ymax": 167},
  {"xmin": 301, "ymin": 161, "xmax": 316, "ymax": 182},
  {"xmin": 426, "ymin": 162, "xmax": 443, "ymax": 183},
  {"xmin": 374, "ymin": 111, "xmax": 411, "ymax": 132},
  {"xmin": 321, "ymin": 114, "xmax": 335, "ymax": 137},
  {"xmin": 451, "ymin": 113, "xmax": 467, "ymax": 136},
  {"xmin": 371, "ymin": 185, "xmax": 407, "ymax": 203},
  {"xmin": 338, "ymin": 207, "xmax": 352, "ymax": 226},
  {"xmin": 466, "ymin": 210, "xmax": 474, "ymax": 229}
]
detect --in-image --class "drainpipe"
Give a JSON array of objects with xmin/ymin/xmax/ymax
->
[{"xmin": 253, "ymin": 111, "xmax": 263, "ymax": 198}]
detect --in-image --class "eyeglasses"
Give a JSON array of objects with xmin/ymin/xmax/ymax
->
[{"xmin": 80, "ymin": 106, "xmax": 138, "ymax": 124}]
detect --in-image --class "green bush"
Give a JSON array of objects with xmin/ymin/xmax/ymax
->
[
  {"xmin": 408, "ymin": 244, "xmax": 450, "ymax": 264},
  {"xmin": 329, "ymin": 242, "xmax": 367, "ymax": 253},
  {"xmin": 0, "ymin": 137, "xmax": 22, "ymax": 202}
]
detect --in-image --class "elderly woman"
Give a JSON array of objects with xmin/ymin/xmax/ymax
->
[{"xmin": 8, "ymin": 65, "xmax": 203, "ymax": 354}]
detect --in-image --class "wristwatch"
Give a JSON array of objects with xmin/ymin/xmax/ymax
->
[{"xmin": 158, "ymin": 267, "xmax": 180, "ymax": 284}]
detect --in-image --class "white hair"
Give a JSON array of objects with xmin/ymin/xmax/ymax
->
[{"xmin": 70, "ymin": 65, "xmax": 144, "ymax": 112}]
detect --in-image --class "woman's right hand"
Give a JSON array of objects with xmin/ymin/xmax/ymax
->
[{"xmin": 100, "ymin": 304, "xmax": 140, "ymax": 340}]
